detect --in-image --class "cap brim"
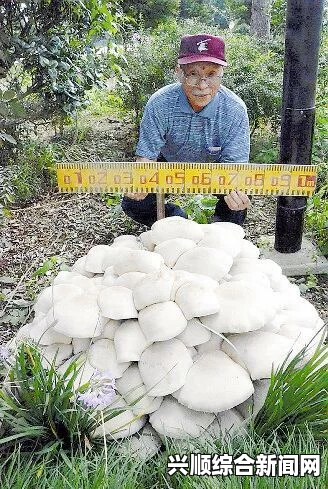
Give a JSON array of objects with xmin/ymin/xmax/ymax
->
[{"xmin": 178, "ymin": 55, "xmax": 228, "ymax": 67}]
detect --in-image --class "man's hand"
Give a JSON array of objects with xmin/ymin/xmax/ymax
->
[
  {"xmin": 224, "ymin": 190, "xmax": 251, "ymax": 211},
  {"xmin": 124, "ymin": 156, "xmax": 154, "ymax": 200},
  {"xmin": 125, "ymin": 193, "xmax": 148, "ymax": 200}
]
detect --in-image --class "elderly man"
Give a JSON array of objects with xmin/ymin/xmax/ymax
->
[{"xmin": 122, "ymin": 33, "xmax": 251, "ymax": 227}]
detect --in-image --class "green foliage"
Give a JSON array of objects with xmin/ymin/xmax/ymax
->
[
  {"xmin": 254, "ymin": 335, "xmax": 328, "ymax": 441},
  {"xmin": 250, "ymin": 133, "xmax": 279, "ymax": 163},
  {"xmin": 224, "ymin": 0, "xmax": 252, "ymax": 32},
  {"xmin": 305, "ymin": 182, "xmax": 328, "ymax": 256},
  {"xmin": 122, "ymin": 0, "xmax": 180, "ymax": 29},
  {"xmin": 8, "ymin": 142, "xmax": 59, "ymax": 204},
  {"xmin": 0, "ymin": 89, "xmax": 26, "ymax": 147},
  {"xmin": 0, "ymin": 344, "xmax": 123, "ymax": 452},
  {"xmin": 0, "ymin": 0, "xmax": 125, "ymax": 148},
  {"xmin": 270, "ymin": 0, "xmax": 287, "ymax": 35},
  {"xmin": 86, "ymin": 87, "xmax": 126, "ymax": 118},
  {"xmin": 178, "ymin": 195, "xmax": 217, "ymax": 223}
]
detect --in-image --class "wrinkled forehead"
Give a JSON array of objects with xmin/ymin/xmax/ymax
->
[{"xmin": 180, "ymin": 61, "xmax": 223, "ymax": 72}]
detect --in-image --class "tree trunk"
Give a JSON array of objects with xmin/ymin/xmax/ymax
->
[{"xmin": 250, "ymin": 0, "xmax": 272, "ymax": 40}]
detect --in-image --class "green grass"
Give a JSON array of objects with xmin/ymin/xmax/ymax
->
[
  {"xmin": 0, "ymin": 429, "xmax": 326, "ymax": 488},
  {"xmin": 0, "ymin": 340, "xmax": 327, "ymax": 487}
]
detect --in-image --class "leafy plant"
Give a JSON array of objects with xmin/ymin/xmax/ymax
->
[
  {"xmin": 0, "ymin": 344, "xmax": 124, "ymax": 452},
  {"xmin": 178, "ymin": 195, "xmax": 217, "ymax": 223},
  {"xmin": 254, "ymin": 334, "xmax": 328, "ymax": 441},
  {"xmin": 305, "ymin": 184, "xmax": 328, "ymax": 256},
  {"xmin": 8, "ymin": 141, "xmax": 59, "ymax": 204}
]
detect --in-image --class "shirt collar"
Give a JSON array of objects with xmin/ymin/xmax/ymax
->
[{"xmin": 177, "ymin": 84, "xmax": 221, "ymax": 118}]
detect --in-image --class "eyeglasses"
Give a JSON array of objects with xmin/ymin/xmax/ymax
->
[{"xmin": 182, "ymin": 72, "xmax": 223, "ymax": 87}]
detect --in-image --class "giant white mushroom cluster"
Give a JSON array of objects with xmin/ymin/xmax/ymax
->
[{"xmin": 8, "ymin": 217, "xmax": 325, "ymax": 456}]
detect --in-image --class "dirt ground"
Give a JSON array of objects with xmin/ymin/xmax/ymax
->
[{"xmin": 0, "ymin": 116, "xmax": 327, "ymax": 345}]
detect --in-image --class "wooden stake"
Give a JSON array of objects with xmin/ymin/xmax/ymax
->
[{"xmin": 156, "ymin": 193, "xmax": 165, "ymax": 220}]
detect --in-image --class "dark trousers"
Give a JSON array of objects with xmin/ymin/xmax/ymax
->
[
  {"xmin": 121, "ymin": 155, "xmax": 248, "ymax": 227},
  {"xmin": 121, "ymin": 193, "xmax": 247, "ymax": 228}
]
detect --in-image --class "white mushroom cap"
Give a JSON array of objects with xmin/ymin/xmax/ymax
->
[
  {"xmin": 210, "ymin": 221, "xmax": 245, "ymax": 239},
  {"xmin": 53, "ymin": 270, "xmax": 78, "ymax": 285},
  {"xmin": 176, "ymin": 318, "xmax": 211, "ymax": 347},
  {"xmin": 29, "ymin": 317, "xmax": 72, "ymax": 345},
  {"xmin": 97, "ymin": 286, "xmax": 138, "ymax": 320},
  {"xmin": 13, "ymin": 323, "xmax": 32, "ymax": 346},
  {"xmin": 195, "ymin": 332, "xmax": 223, "ymax": 354},
  {"xmin": 230, "ymin": 258, "xmax": 283, "ymax": 290},
  {"xmin": 102, "ymin": 267, "xmax": 118, "ymax": 287},
  {"xmin": 115, "ymin": 364, "xmax": 163, "ymax": 415},
  {"xmin": 149, "ymin": 396, "xmax": 215, "ymax": 439},
  {"xmin": 236, "ymin": 379, "xmax": 271, "ymax": 418},
  {"xmin": 177, "ymin": 351, "xmax": 254, "ymax": 412},
  {"xmin": 51, "ymin": 294, "xmax": 104, "ymax": 338},
  {"xmin": 93, "ymin": 395, "xmax": 147, "ymax": 439},
  {"xmin": 276, "ymin": 298, "xmax": 321, "ymax": 329},
  {"xmin": 200, "ymin": 281, "xmax": 278, "ymax": 334},
  {"xmin": 133, "ymin": 269, "xmax": 173, "ymax": 311},
  {"xmin": 115, "ymin": 272, "xmax": 146, "ymax": 290},
  {"xmin": 260, "ymin": 315, "xmax": 285, "ymax": 333},
  {"xmin": 228, "ymin": 272, "xmax": 271, "ymax": 289},
  {"xmin": 88, "ymin": 339, "xmax": 130, "ymax": 378},
  {"xmin": 85, "ymin": 245, "xmax": 119, "ymax": 274},
  {"xmin": 113, "ymin": 249, "xmax": 164, "ymax": 275},
  {"xmin": 205, "ymin": 409, "xmax": 246, "ymax": 439},
  {"xmin": 258, "ymin": 259, "xmax": 283, "ymax": 289},
  {"xmin": 98, "ymin": 319, "xmax": 121, "ymax": 340},
  {"xmin": 117, "ymin": 424, "xmax": 162, "ymax": 460},
  {"xmin": 72, "ymin": 338, "xmax": 91, "ymax": 355},
  {"xmin": 139, "ymin": 231, "xmax": 156, "ymax": 252},
  {"xmin": 111, "ymin": 235, "xmax": 143, "ymax": 249},
  {"xmin": 71, "ymin": 255, "xmax": 94, "ymax": 277},
  {"xmin": 198, "ymin": 226, "xmax": 242, "ymax": 258},
  {"xmin": 34, "ymin": 284, "xmax": 84, "ymax": 315},
  {"xmin": 174, "ymin": 247, "xmax": 233, "ymax": 281},
  {"xmin": 138, "ymin": 301, "xmax": 187, "ymax": 342},
  {"xmin": 40, "ymin": 343, "xmax": 73, "ymax": 368},
  {"xmin": 235, "ymin": 239, "xmax": 260, "ymax": 259},
  {"xmin": 187, "ymin": 346, "xmax": 198, "ymax": 359},
  {"xmin": 139, "ymin": 339, "xmax": 193, "ymax": 396},
  {"xmin": 114, "ymin": 319, "xmax": 151, "ymax": 362},
  {"xmin": 277, "ymin": 323, "xmax": 324, "ymax": 365},
  {"xmin": 154, "ymin": 238, "xmax": 196, "ymax": 268},
  {"xmin": 171, "ymin": 270, "xmax": 218, "ymax": 300},
  {"xmin": 151, "ymin": 216, "xmax": 204, "ymax": 245},
  {"xmin": 175, "ymin": 282, "xmax": 220, "ymax": 320},
  {"xmin": 221, "ymin": 331, "xmax": 295, "ymax": 379}
]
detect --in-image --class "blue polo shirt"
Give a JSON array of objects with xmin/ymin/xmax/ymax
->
[{"xmin": 136, "ymin": 83, "xmax": 250, "ymax": 163}]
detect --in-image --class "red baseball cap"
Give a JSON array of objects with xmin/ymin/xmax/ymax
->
[{"xmin": 178, "ymin": 34, "xmax": 227, "ymax": 67}]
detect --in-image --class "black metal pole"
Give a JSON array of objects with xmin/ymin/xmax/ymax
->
[{"xmin": 274, "ymin": 0, "xmax": 324, "ymax": 253}]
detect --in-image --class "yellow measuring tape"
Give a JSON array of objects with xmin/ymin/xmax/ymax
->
[{"xmin": 56, "ymin": 162, "xmax": 317, "ymax": 196}]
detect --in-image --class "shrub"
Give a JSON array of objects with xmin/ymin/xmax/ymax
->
[{"xmin": 6, "ymin": 142, "xmax": 60, "ymax": 205}]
